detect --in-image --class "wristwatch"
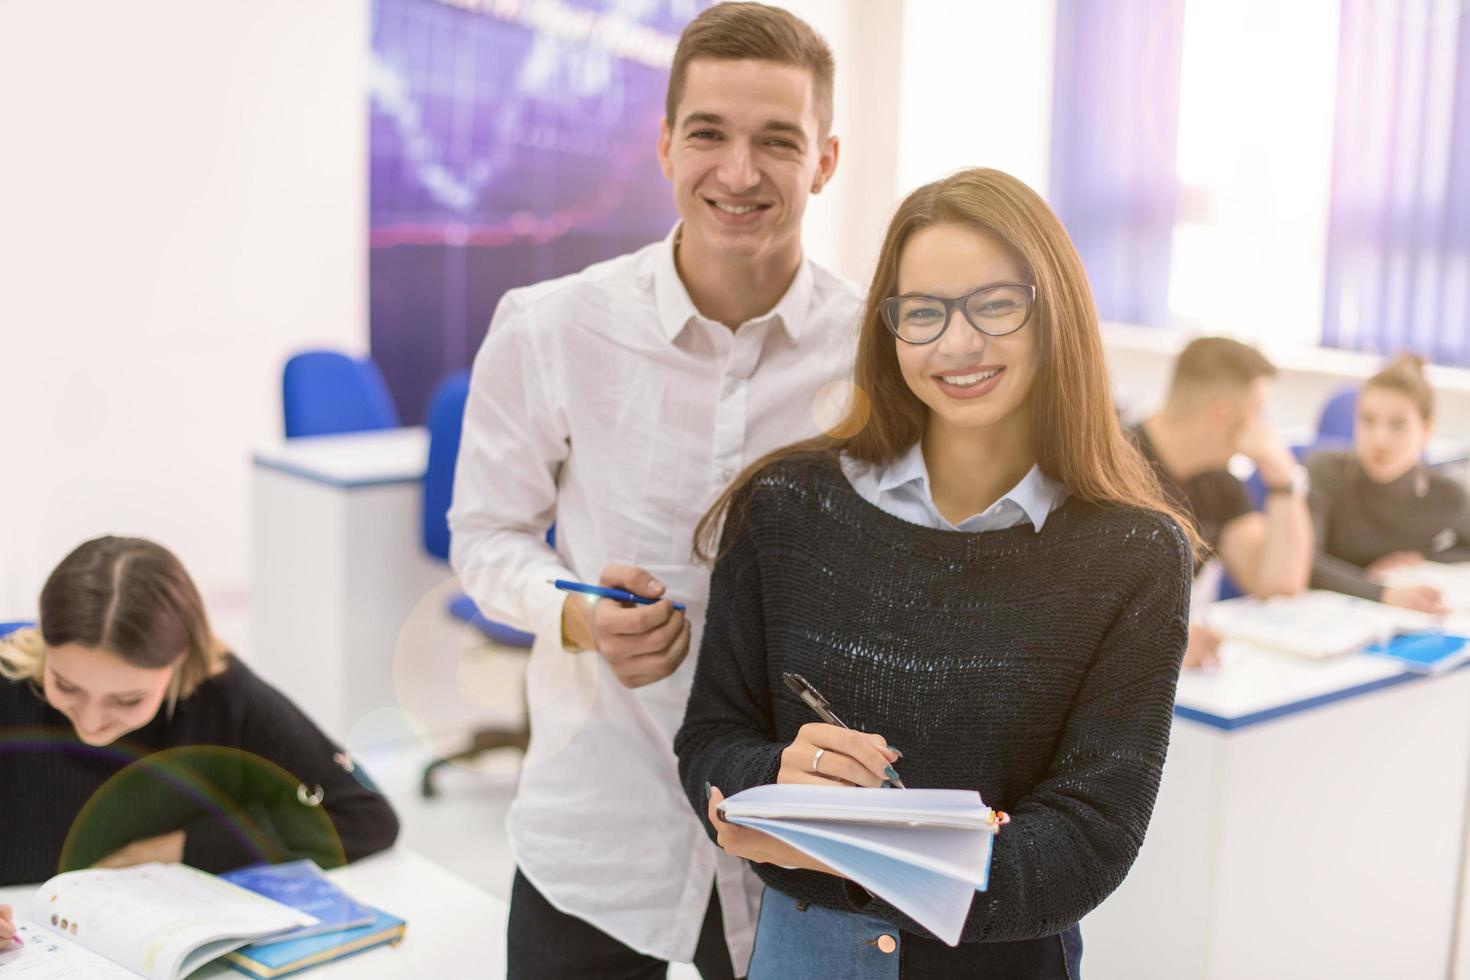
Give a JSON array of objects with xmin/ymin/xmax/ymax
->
[{"xmin": 1263, "ymin": 463, "xmax": 1309, "ymax": 497}]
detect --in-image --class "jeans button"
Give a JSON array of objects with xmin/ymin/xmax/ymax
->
[
  {"xmin": 868, "ymin": 934, "xmax": 896, "ymax": 954},
  {"xmin": 795, "ymin": 900, "xmax": 808, "ymax": 912}
]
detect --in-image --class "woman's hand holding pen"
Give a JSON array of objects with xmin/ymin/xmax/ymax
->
[
  {"xmin": 560, "ymin": 564, "xmax": 690, "ymax": 688},
  {"xmin": 778, "ymin": 723, "xmax": 901, "ymax": 788}
]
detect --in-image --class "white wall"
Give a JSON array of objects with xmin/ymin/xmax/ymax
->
[
  {"xmin": 0, "ymin": 0, "xmax": 368, "ymax": 620},
  {"xmin": 1103, "ymin": 322, "xmax": 1470, "ymax": 448},
  {"xmin": 776, "ymin": 0, "xmax": 905, "ymax": 287},
  {"xmin": 898, "ymin": 0, "xmax": 1057, "ymax": 198}
]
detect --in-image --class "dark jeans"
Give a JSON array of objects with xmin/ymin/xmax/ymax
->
[{"xmin": 507, "ymin": 868, "xmax": 739, "ymax": 980}]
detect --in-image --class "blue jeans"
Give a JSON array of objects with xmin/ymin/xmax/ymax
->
[{"xmin": 748, "ymin": 887, "xmax": 1083, "ymax": 980}]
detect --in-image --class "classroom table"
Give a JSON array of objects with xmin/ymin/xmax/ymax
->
[
  {"xmin": 0, "ymin": 849, "xmax": 507, "ymax": 977},
  {"xmin": 1083, "ymin": 642, "xmax": 1470, "ymax": 980},
  {"xmin": 250, "ymin": 428, "xmax": 485, "ymax": 749}
]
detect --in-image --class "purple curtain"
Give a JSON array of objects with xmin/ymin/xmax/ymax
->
[
  {"xmin": 1049, "ymin": 0, "xmax": 1187, "ymax": 327},
  {"xmin": 1321, "ymin": 1, "xmax": 1470, "ymax": 366}
]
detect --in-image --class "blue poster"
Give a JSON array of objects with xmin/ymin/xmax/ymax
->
[{"xmin": 370, "ymin": 0, "xmax": 703, "ymax": 421}]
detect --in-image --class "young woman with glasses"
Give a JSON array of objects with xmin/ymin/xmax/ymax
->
[{"xmin": 674, "ymin": 168, "xmax": 1198, "ymax": 979}]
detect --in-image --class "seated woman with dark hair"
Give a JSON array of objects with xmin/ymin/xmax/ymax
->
[
  {"xmin": 0, "ymin": 535, "xmax": 399, "ymax": 908},
  {"xmin": 1307, "ymin": 354, "xmax": 1470, "ymax": 614}
]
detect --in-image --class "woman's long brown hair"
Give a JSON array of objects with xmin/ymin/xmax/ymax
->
[{"xmin": 694, "ymin": 167, "xmax": 1202, "ymax": 560}]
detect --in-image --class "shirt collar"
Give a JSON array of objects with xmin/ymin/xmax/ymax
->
[
  {"xmin": 651, "ymin": 222, "xmax": 815, "ymax": 343},
  {"xmin": 879, "ymin": 441, "xmax": 1065, "ymax": 532}
]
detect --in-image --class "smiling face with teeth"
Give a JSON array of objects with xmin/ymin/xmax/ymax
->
[
  {"xmin": 657, "ymin": 58, "xmax": 837, "ymax": 272},
  {"xmin": 893, "ymin": 222, "xmax": 1040, "ymax": 442}
]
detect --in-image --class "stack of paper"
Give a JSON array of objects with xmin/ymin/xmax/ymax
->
[{"xmin": 718, "ymin": 784, "xmax": 1001, "ymax": 945}]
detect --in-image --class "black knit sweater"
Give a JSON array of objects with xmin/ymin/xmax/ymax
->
[
  {"xmin": 675, "ymin": 454, "xmax": 1191, "ymax": 952},
  {"xmin": 1307, "ymin": 449, "xmax": 1470, "ymax": 600},
  {"xmin": 0, "ymin": 654, "xmax": 399, "ymax": 885}
]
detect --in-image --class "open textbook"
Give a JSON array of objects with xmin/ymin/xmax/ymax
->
[
  {"xmin": 1205, "ymin": 589, "xmax": 1443, "ymax": 659},
  {"xmin": 718, "ymin": 784, "xmax": 1004, "ymax": 946},
  {"xmin": 0, "ymin": 864, "xmax": 316, "ymax": 980}
]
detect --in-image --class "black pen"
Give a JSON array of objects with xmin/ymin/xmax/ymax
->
[{"xmin": 782, "ymin": 672, "xmax": 905, "ymax": 788}]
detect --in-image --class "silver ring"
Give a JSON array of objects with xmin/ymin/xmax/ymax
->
[{"xmin": 811, "ymin": 748, "xmax": 825, "ymax": 773}]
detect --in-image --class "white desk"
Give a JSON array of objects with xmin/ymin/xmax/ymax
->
[
  {"xmin": 0, "ymin": 850, "xmax": 506, "ymax": 978},
  {"xmin": 250, "ymin": 428, "xmax": 489, "ymax": 749},
  {"xmin": 1084, "ymin": 643, "xmax": 1470, "ymax": 979}
]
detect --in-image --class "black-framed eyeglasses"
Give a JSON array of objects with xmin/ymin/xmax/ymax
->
[{"xmin": 881, "ymin": 282, "xmax": 1037, "ymax": 345}]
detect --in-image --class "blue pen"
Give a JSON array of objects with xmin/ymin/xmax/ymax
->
[{"xmin": 549, "ymin": 579, "xmax": 686, "ymax": 611}]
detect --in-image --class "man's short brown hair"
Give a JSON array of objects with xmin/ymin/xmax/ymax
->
[
  {"xmin": 666, "ymin": 2, "xmax": 835, "ymax": 134},
  {"xmin": 1168, "ymin": 337, "xmax": 1277, "ymax": 402}
]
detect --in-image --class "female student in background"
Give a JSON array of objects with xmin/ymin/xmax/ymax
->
[
  {"xmin": 1307, "ymin": 354, "xmax": 1470, "ymax": 613},
  {"xmin": 0, "ymin": 535, "xmax": 398, "ymax": 899},
  {"xmin": 675, "ymin": 168, "xmax": 1196, "ymax": 979}
]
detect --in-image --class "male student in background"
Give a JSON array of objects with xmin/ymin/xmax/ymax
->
[
  {"xmin": 1133, "ymin": 337, "xmax": 1313, "ymax": 668},
  {"xmin": 447, "ymin": 4, "xmax": 862, "ymax": 978}
]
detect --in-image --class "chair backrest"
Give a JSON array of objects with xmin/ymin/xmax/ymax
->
[
  {"xmin": 282, "ymin": 350, "xmax": 401, "ymax": 439},
  {"xmin": 0, "ymin": 621, "xmax": 32, "ymax": 639},
  {"xmin": 1315, "ymin": 385, "xmax": 1359, "ymax": 444},
  {"xmin": 422, "ymin": 371, "xmax": 472, "ymax": 562}
]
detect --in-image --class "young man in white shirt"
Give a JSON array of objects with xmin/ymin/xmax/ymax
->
[{"xmin": 447, "ymin": 4, "xmax": 863, "ymax": 977}]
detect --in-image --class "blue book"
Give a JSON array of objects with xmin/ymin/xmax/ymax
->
[
  {"xmin": 222, "ymin": 907, "xmax": 406, "ymax": 979},
  {"xmin": 1365, "ymin": 632, "xmax": 1470, "ymax": 673},
  {"xmin": 220, "ymin": 861, "xmax": 375, "ymax": 942}
]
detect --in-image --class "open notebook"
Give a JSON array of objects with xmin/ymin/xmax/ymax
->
[
  {"xmin": 0, "ymin": 864, "xmax": 316, "ymax": 980},
  {"xmin": 1383, "ymin": 561, "xmax": 1470, "ymax": 616},
  {"xmin": 718, "ymin": 784, "xmax": 1004, "ymax": 946},
  {"xmin": 1205, "ymin": 590, "xmax": 1440, "ymax": 659}
]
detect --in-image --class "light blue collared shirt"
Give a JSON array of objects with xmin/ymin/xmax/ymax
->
[{"xmin": 840, "ymin": 441, "xmax": 1068, "ymax": 533}]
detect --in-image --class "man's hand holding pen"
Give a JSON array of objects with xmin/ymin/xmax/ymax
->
[{"xmin": 559, "ymin": 564, "xmax": 690, "ymax": 688}]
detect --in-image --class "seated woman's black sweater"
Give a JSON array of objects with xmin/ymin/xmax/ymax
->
[
  {"xmin": 1306, "ymin": 449, "xmax": 1470, "ymax": 600},
  {"xmin": 0, "ymin": 654, "xmax": 399, "ymax": 885},
  {"xmin": 675, "ymin": 455, "xmax": 1191, "ymax": 954}
]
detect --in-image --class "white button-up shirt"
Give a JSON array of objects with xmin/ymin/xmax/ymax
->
[
  {"xmin": 448, "ymin": 226, "xmax": 862, "ymax": 969},
  {"xmin": 841, "ymin": 441, "xmax": 1067, "ymax": 532}
]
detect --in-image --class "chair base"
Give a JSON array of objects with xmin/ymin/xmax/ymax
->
[{"xmin": 419, "ymin": 721, "xmax": 530, "ymax": 798}]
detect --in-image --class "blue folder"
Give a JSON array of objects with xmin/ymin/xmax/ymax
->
[
  {"xmin": 222, "ymin": 907, "xmax": 406, "ymax": 979},
  {"xmin": 1364, "ymin": 632, "xmax": 1470, "ymax": 673},
  {"xmin": 221, "ymin": 860, "xmax": 374, "ymax": 942}
]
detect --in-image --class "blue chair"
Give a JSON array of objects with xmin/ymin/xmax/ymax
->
[
  {"xmin": 420, "ymin": 371, "xmax": 540, "ymax": 647},
  {"xmin": 1315, "ymin": 385, "xmax": 1359, "ymax": 446},
  {"xmin": 419, "ymin": 371, "xmax": 540, "ymax": 796},
  {"xmin": 282, "ymin": 350, "xmax": 401, "ymax": 439},
  {"xmin": 0, "ymin": 622, "xmax": 32, "ymax": 639}
]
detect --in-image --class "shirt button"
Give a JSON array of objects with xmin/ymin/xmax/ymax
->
[
  {"xmin": 877, "ymin": 934, "xmax": 897, "ymax": 954},
  {"xmin": 721, "ymin": 468, "xmax": 734, "ymax": 482}
]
